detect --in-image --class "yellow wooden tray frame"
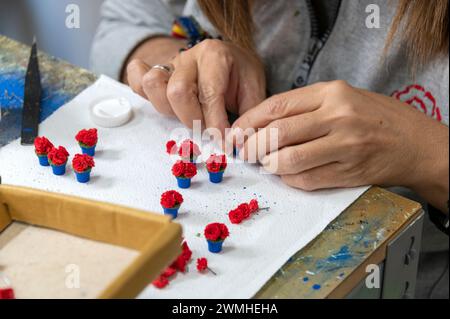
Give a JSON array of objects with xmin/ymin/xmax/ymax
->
[{"xmin": 0, "ymin": 184, "xmax": 182, "ymax": 299}]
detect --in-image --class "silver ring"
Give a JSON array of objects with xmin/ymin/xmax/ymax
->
[{"xmin": 151, "ymin": 64, "xmax": 174, "ymax": 75}]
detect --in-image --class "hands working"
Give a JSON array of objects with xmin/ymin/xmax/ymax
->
[
  {"xmin": 230, "ymin": 81, "xmax": 449, "ymax": 212},
  {"xmin": 126, "ymin": 38, "xmax": 266, "ymax": 135},
  {"xmin": 125, "ymin": 40, "xmax": 448, "ymax": 212}
]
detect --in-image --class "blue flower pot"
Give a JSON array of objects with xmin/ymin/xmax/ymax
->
[
  {"xmin": 37, "ymin": 154, "xmax": 49, "ymax": 167},
  {"xmin": 51, "ymin": 163, "xmax": 66, "ymax": 176},
  {"xmin": 208, "ymin": 171, "xmax": 224, "ymax": 184},
  {"xmin": 75, "ymin": 170, "xmax": 91, "ymax": 183},
  {"xmin": 80, "ymin": 144, "xmax": 96, "ymax": 157},
  {"xmin": 177, "ymin": 177, "xmax": 191, "ymax": 189},
  {"xmin": 207, "ymin": 240, "xmax": 224, "ymax": 253},
  {"xmin": 163, "ymin": 206, "xmax": 180, "ymax": 219}
]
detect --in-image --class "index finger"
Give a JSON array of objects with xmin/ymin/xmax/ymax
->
[{"xmin": 232, "ymin": 82, "xmax": 327, "ymax": 132}]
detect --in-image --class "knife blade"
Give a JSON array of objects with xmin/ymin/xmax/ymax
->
[{"xmin": 20, "ymin": 37, "xmax": 42, "ymax": 145}]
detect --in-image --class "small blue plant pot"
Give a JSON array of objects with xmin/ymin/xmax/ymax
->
[
  {"xmin": 51, "ymin": 163, "xmax": 66, "ymax": 176},
  {"xmin": 163, "ymin": 206, "xmax": 180, "ymax": 219},
  {"xmin": 207, "ymin": 240, "xmax": 224, "ymax": 253},
  {"xmin": 177, "ymin": 177, "xmax": 191, "ymax": 189},
  {"xmin": 81, "ymin": 144, "xmax": 96, "ymax": 157},
  {"xmin": 37, "ymin": 154, "xmax": 49, "ymax": 167},
  {"xmin": 75, "ymin": 170, "xmax": 91, "ymax": 183},
  {"xmin": 208, "ymin": 171, "xmax": 224, "ymax": 184}
]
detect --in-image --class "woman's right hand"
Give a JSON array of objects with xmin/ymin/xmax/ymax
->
[{"xmin": 125, "ymin": 37, "xmax": 266, "ymax": 135}]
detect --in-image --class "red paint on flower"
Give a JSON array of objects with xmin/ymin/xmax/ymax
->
[
  {"xmin": 34, "ymin": 136, "xmax": 54, "ymax": 155},
  {"xmin": 160, "ymin": 190, "xmax": 184, "ymax": 209},
  {"xmin": 162, "ymin": 267, "xmax": 177, "ymax": 278},
  {"xmin": 178, "ymin": 139, "xmax": 201, "ymax": 160},
  {"xmin": 0, "ymin": 288, "xmax": 15, "ymax": 300},
  {"xmin": 238, "ymin": 203, "xmax": 251, "ymax": 219},
  {"xmin": 204, "ymin": 223, "xmax": 229, "ymax": 242},
  {"xmin": 170, "ymin": 241, "xmax": 192, "ymax": 273},
  {"xmin": 75, "ymin": 128, "xmax": 98, "ymax": 147},
  {"xmin": 152, "ymin": 241, "xmax": 193, "ymax": 289},
  {"xmin": 72, "ymin": 154, "xmax": 95, "ymax": 173},
  {"xmin": 152, "ymin": 276, "xmax": 169, "ymax": 289},
  {"xmin": 166, "ymin": 140, "xmax": 178, "ymax": 155},
  {"xmin": 228, "ymin": 199, "xmax": 265, "ymax": 224},
  {"xmin": 249, "ymin": 199, "xmax": 259, "ymax": 214},
  {"xmin": 228, "ymin": 208, "xmax": 245, "ymax": 224},
  {"xmin": 172, "ymin": 161, "xmax": 197, "ymax": 179},
  {"xmin": 197, "ymin": 258, "xmax": 208, "ymax": 272},
  {"xmin": 48, "ymin": 146, "xmax": 69, "ymax": 166},
  {"xmin": 206, "ymin": 154, "xmax": 227, "ymax": 173}
]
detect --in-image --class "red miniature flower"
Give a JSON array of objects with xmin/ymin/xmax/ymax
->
[
  {"xmin": 184, "ymin": 162, "xmax": 197, "ymax": 178},
  {"xmin": 249, "ymin": 199, "xmax": 259, "ymax": 214},
  {"xmin": 152, "ymin": 276, "xmax": 169, "ymax": 289},
  {"xmin": 72, "ymin": 154, "xmax": 95, "ymax": 173},
  {"xmin": 160, "ymin": 190, "xmax": 184, "ymax": 208},
  {"xmin": 218, "ymin": 223, "xmax": 229, "ymax": 239},
  {"xmin": 48, "ymin": 146, "xmax": 69, "ymax": 166},
  {"xmin": 162, "ymin": 267, "xmax": 177, "ymax": 278},
  {"xmin": 166, "ymin": 140, "xmax": 178, "ymax": 155},
  {"xmin": 34, "ymin": 136, "xmax": 54, "ymax": 155},
  {"xmin": 238, "ymin": 203, "xmax": 251, "ymax": 219},
  {"xmin": 178, "ymin": 139, "xmax": 201, "ymax": 160},
  {"xmin": 204, "ymin": 223, "xmax": 229, "ymax": 242},
  {"xmin": 181, "ymin": 241, "xmax": 192, "ymax": 262},
  {"xmin": 172, "ymin": 161, "xmax": 197, "ymax": 179},
  {"xmin": 152, "ymin": 241, "xmax": 192, "ymax": 289},
  {"xmin": 75, "ymin": 128, "xmax": 98, "ymax": 147},
  {"xmin": 228, "ymin": 199, "xmax": 268, "ymax": 225},
  {"xmin": 229, "ymin": 208, "xmax": 244, "ymax": 224},
  {"xmin": 206, "ymin": 154, "xmax": 227, "ymax": 173},
  {"xmin": 197, "ymin": 258, "xmax": 208, "ymax": 272},
  {"xmin": 0, "ymin": 288, "xmax": 15, "ymax": 300},
  {"xmin": 170, "ymin": 241, "xmax": 192, "ymax": 273}
]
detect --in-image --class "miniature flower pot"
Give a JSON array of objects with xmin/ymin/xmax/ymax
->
[
  {"xmin": 208, "ymin": 171, "xmax": 224, "ymax": 184},
  {"xmin": 80, "ymin": 144, "xmax": 96, "ymax": 157},
  {"xmin": 163, "ymin": 206, "xmax": 180, "ymax": 219},
  {"xmin": 177, "ymin": 177, "xmax": 191, "ymax": 189},
  {"xmin": 207, "ymin": 240, "xmax": 224, "ymax": 253},
  {"xmin": 75, "ymin": 169, "xmax": 91, "ymax": 183},
  {"xmin": 51, "ymin": 163, "xmax": 66, "ymax": 176},
  {"xmin": 37, "ymin": 154, "xmax": 49, "ymax": 166}
]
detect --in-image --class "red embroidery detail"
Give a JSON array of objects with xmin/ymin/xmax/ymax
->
[{"xmin": 392, "ymin": 84, "xmax": 443, "ymax": 122}]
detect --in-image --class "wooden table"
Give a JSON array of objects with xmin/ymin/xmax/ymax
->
[{"xmin": 0, "ymin": 35, "xmax": 424, "ymax": 298}]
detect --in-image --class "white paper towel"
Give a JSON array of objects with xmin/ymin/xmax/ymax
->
[{"xmin": 0, "ymin": 76, "xmax": 369, "ymax": 299}]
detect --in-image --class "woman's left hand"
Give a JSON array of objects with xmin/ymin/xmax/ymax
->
[{"xmin": 230, "ymin": 81, "xmax": 449, "ymax": 211}]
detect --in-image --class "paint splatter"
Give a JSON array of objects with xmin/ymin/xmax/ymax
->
[{"xmin": 328, "ymin": 246, "xmax": 352, "ymax": 262}]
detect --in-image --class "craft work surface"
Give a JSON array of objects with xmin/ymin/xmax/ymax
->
[
  {"xmin": 0, "ymin": 36, "xmax": 422, "ymax": 298},
  {"xmin": 0, "ymin": 222, "xmax": 138, "ymax": 299},
  {"xmin": 0, "ymin": 75, "xmax": 371, "ymax": 298}
]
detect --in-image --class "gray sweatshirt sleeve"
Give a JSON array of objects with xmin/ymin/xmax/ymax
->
[{"xmin": 90, "ymin": 0, "xmax": 186, "ymax": 79}]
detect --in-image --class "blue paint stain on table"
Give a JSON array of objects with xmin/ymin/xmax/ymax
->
[{"xmin": 0, "ymin": 71, "xmax": 73, "ymax": 147}]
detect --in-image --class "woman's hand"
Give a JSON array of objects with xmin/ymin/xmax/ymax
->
[
  {"xmin": 231, "ymin": 81, "xmax": 449, "ymax": 212},
  {"xmin": 126, "ymin": 38, "xmax": 266, "ymax": 134}
]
